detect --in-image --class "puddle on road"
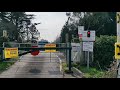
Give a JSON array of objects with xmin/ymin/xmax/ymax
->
[{"xmin": 29, "ymin": 68, "xmax": 41, "ymax": 74}]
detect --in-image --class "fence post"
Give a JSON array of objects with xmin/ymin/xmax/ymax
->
[
  {"xmin": 66, "ymin": 43, "xmax": 67, "ymax": 63},
  {"xmin": 68, "ymin": 46, "xmax": 73, "ymax": 73},
  {"xmin": 2, "ymin": 42, "xmax": 5, "ymax": 61},
  {"xmin": 0, "ymin": 48, "xmax": 3, "ymax": 61}
]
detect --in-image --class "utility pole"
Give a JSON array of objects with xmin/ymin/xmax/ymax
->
[
  {"xmin": 66, "ymin": 33, "xmax": 69, "ymax": 64},
  {"xmin": 87, "ymin": 42, "xmax": 90, "ymax": 69},
  {"xmin": 65, "ymin": 12, "xmax": 71, "ymax": 65}
]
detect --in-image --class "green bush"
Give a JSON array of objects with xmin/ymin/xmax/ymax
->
[{"xmin": 93, "ymin": 35, "xmax": 116, "ymax": 70}]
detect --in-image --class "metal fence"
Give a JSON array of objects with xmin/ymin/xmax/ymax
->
[{"xmin": 0, "ymin": 42, "xmax": 72, "ymax": 72}]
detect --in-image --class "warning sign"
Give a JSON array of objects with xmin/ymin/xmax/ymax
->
[
  {"xmin": 4, "ymin": 48, "xmax": 18, "ymax": 59},
  {"xmin": 117, "ymin": 12, "xmax": 120, "ymax": 23},
  {"xmin": 45, "ymin": 44, "xmax": 56, "ymax": 52},
  {"xmin": 115, "ymin": 43, "xmax": 120, "ymax": 59}
]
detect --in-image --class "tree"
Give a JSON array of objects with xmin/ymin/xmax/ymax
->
[
  {"xmin": 60, "ymin": 12, "xmax": 79, "ymax": 43},
  {"xmin": 0, "ymin": 12, "xmax": 35, "ymax": 42},
  {"xmin": 73, "ymin": 12, "xmax": 116, "ymax": 36},
  {"xmin": 60, "ymin": 12, "xmax": 116, "ymax": 44},
  {"xmin": 0, "ymin": 12, "xmax": 10, "ymax": 23}
]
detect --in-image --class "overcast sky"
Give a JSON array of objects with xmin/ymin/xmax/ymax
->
[{"xmin": 26, "ymin": 12, "xmax": 68, "ymax": 42}]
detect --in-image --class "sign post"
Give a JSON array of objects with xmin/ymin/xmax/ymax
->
[
  {"xmin": 82, "ymin": 30, "xmax": 95, "ymax": 69},
  {"xmin": 78, "ymin": 26, "xmax": 84, "ymax": 65},
  {"xmin": 83, "ymin": 41, "xmax": 94, "ymax": 69},
  {"xmin": 45, "ymin": 44, "xmax": 56, "ymax": 62},
  {"xmin": 78, "ymin": 26, "xmax": 84, "ymax": 39},
  {"xmin": 65, "ymin": 33, "xmax": 69, "ymax": 65},
  {"xmin": 116, "ymin": 12, "xmax": 120, "ymax": 78},
  {"xmin": 3, "ymin": 30, "xmax": 7, "ymax": 37},
  {"xmin": 87, "ymin": 47, "xmax": 90, "ymax": 69}
]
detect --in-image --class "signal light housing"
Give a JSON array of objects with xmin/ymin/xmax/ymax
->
[{"xmin": 87, "ymin": 31, "xmax": 90, "ymax": 37}]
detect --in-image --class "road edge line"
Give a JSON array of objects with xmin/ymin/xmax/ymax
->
[{"xmin": 54, "ymin": 53, "xmax": 62, "ymax": 72}]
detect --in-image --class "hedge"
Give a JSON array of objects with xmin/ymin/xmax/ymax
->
[{"xmin": 93, "ymin": 35, "xmax": 117, "ymax": 70}]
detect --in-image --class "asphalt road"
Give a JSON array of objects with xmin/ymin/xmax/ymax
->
[{"xmin": 0, "ymin": 52, "xmax": 64, "ymax": 78}]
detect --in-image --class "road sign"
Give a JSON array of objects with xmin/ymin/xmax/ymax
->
[
  {"xmin": 78, "ymin": 26, "xmax": 84, "ymax": 39},
  {"xmin": 3, "ymin": 30, "xmax": 7, "ymax": 37},
  {"xmin": 115, "ymin": 43, "xmax": 120, "ymax": 59},
  {"xmin": 78, "ymin": 26, "xmax": 84, "ymax": 34},
  {"xmin": 45, "ymin": 44, "xmax": 56, "ymax": 52},
  {"xmin": 82, "ymin": 31, "xmax": 95, "ymax": 41},
  {"xmin": 117, "ymin": 12, "xmax": 120, "ymax": 23},
  {"xmin": 83, "ymin": 42, "xmax": 93, "ymax": 52},
  {"xmin": 31, "ymin": 46, "xmax": 39, "ymax": 56},
  {"xmin": 71, "ymin": 43, "xmax": 81, "ymax": 52},
  {"xmin": 4, "ymin": 48, "xmax": 18, "ymax": 59}
]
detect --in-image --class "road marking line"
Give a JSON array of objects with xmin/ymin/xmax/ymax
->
[{"xmin": 54, "ymin": 53, "xmax": 62, "ymax": 72}]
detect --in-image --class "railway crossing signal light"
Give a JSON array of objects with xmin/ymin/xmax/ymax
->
[{"xmin": 87, "ymin": 31, "xmax": 90, "ymax": 37}]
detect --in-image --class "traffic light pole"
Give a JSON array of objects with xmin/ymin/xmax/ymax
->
[
  {"xmin": 87, "ymin": 45, "xmax": 90, "ymax": 69},
  {"xmin": 87, "ymin": 31, "xmax": 90, "ymax": 69}
]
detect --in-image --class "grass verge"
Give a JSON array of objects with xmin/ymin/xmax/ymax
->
[
  {"xmin": 62, "ymin": 62, "xmax": 68, "ymax": 72},
  {"xmin": 0, "ymin": 56, "xmax": 19, "ymax": 74},
  {"xmin": 62, "ymin": 62, "xmax": 117, "ymax": 78},
  {"xmin": 78, "ymin": 66, "xmax": 105, "ymax": 78},
  {"xmin": 0, "ymin": 61, "xmax": 14, "ymax": 73}
]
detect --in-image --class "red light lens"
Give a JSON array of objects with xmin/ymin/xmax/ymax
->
[{"xmin": 88, "ymin": 31, "xmax": 90, "ymax": 34}]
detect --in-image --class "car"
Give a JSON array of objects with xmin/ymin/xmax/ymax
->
[{"xmin": 38, "ymin": 40, "xmax": 49, "ymax": 51}]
